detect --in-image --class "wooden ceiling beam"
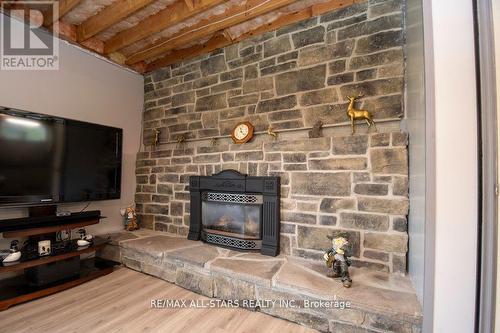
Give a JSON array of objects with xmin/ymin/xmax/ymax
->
[
  {"xmin": 184, "ymin": 0, "xmax": 194, "ymax": 10},
  {"xmin": 125, "ymin": 0, "xmax": 300, "ymax": 65},
  {"xmin": 145, "ymin": 0, "xmax": 358, "ymax": 72},
  {"xmin": 43, "ymin": 0, "xmax": 83, "ymax": 27},
  {"xmin": 146, "ymin": 34, "xmax": 232, "ymax": 71},
  {"xmin": 103, "ymin": 0, "xmax": 227, "ymax": 54},
  {"xmin": 76, "ymin": 0, "xmax": 155, "ymax": 42}
]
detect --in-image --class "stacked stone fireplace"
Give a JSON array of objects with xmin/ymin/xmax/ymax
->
[{"xmin": 136, "ymin": 0, "xmax": 408, "ymax": 274}]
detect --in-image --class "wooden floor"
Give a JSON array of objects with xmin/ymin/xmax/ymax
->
[{"xmin": 0, "ymin": 268, "xmax": 318, "ymax": 333}]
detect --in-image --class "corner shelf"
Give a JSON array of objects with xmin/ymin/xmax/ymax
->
[
  {"xmin": 2, "ymin": 219, "xmax": 99, "ymax": 238},
  {"xmin": 0, "ymin": 210, "xmax": 116, "ymax": 311},
  {"xmin": 0, "ymin": 237, "xmax": 108, "ymax": 273}
]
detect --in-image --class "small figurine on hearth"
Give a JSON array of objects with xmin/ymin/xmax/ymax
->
[
  {"xmin": 324, "ymin": 234, "xmax": 352, "ymax": 288},
  {"xmin": 120, "ymin": 205, "xmax": 139, "ymax": 231}
]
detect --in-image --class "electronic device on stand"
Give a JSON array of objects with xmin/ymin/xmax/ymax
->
[{"xmin": 0, "ymin": 107, "xmax": 123, "ymax": 311}]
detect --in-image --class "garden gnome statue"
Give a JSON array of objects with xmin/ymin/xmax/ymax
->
[{"xmin": 324, "ymin": 235, "xmax": 352, "ymax": 288}]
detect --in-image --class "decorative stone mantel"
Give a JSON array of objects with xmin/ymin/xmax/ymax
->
[{"xmin": 98, "ymin": 230, "xmax": 422, "ymax": 333}]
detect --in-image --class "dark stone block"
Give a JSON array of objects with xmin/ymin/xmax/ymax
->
[
  {"xmin": 235, "ymin": 151, "xmax": 264, "ymax": 161},
  {"xmin": 319, "ymin": 215, "xmax": 337, "ymax": 226},
  {"xmin": 332, "ymin": 135, "xmax": 369, "ymax": 155},
  {"xmin": 340, "ymin": 212, "xmax": 389, "ymax": 231},
  {"xmin": 170, "ymin": 201, "xmax": 184, "ymax": 216},
  {"xmin": 356, "ymin": 68, "xmax": 378, "ymax": 81},
  {"xmin": 277, "ymin": 51, "xmax": 298, "ymax": 63},
  {"xmin": 320, "ymin": 2, "xmax": 368, "ymax": 22},
  {"xmin": 298, "ymin": 40, "xmax": 354, "ymax": 66},
  {"xmin": 326, "ymin": 14, "xmax": 368, "ymax": 31},
  {"xmin": 220, "ymin": 68, "xmax": 243, "ymax": 81},
  {"xmin": 195, "ymin": 93, "xmax": 227, "ymax": 111},
  {"xmin": 257, "ymin": 95, "xmax": 297, "ymax": 113},
  {"xmin": 328, "ymin": 59, "xmax": 346, "ymax": 74},
  {"xmin": 349, "ymin": 49, "xmax": 403, "ymax": 70},
  {"xmin": 291, "ymin": 172, "xmax": 350, "ymax": 196},
  {"xmin": 292, "ymin": 26, "xmax": 325, "ymax": 48},
  {"xmin": 393, "ymin": 217, "xmax": 408, "ymax": 232},
  {"xmin": 144, "ymin": 204, "xmax": 169, "ymax": 215},
  {"xmin": 260, "ymin": 61, "xmax": 297, "ymax": 76},
  {"xmin": 211, "ymin": 79, "xmax": 242, "ymax": 94},
  {"xmin": 267, "ymin": 109, "xmax": 303, "ymax": 122},
  {"xmin": 309, "ymin": 157, "xmax": 367, "ymax": 170},
  {"xmin": 300, "ymin": 88, "xmax": 337, "ymax": 106},
  {"xmin": 283, "ymin": 153, "xmax": 306, "ymax": 163},
  {"xmin": 152, "ymin": 68, "xmax": 171, "ymax": 82},
  {"xmin": 363, "ymin": 95, "xmax": 403, "ymax": 119},
  {"xmin": 264, "ymin": 36, "xmax": 292, "ymax": 58},
  {"xmin": 228, "ymin": 94, "xmax": 259, "ymax": 107},
  {"xmin": 259, "ymin": 58, "xmax": 276, "ymax": 69},
  {"xmin": 363, "ymin": 250, "xmax": 389, "ymax": 262},
  {"xmin": 282, "ymin": 212, "xmax": 317, "ymax": 224},
  {"xmin": 340, "ymin": 77, "xmax": 403, "ymax": 98},
  {"xmin": 327, "ymin": 72, "xmax": 354, "ymax": 85},
  {"xmin": 319, "ymin": 198, "xmax": 356, "ymax": 213},
  {"xmin": 355, "ymin": 30, "xmax": 404, "ymax": 54},
  {"xmin": 244, "ymin": 65, "xmax": 259, "ymax": 79},
  {"xmin": 201, "ymin": 55, "xmax": 227, "ymax": 76},
  {"xmin": 193, "ymin": 75, "xmax": 218, "ymax": 89},
  {"xmin": 275, "ymin": 64, "xmax": 326, "ymax": 95},
  {"xmin": 338, "ymin": 13, "xmax": 403, "ymax": 40},
  {"xmin": 171, "ymin": 91, "xmax": 195, "ymax": 107},
  {"xmin": 354, "ymin": 183, "xmax": 389, "ymax": 195}
]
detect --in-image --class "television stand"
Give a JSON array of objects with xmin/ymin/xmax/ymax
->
[{"xmin": 0, "ymin": 211, "xmax": 118, "ymax": 311}]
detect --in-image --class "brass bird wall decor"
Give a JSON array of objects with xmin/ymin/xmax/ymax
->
[{"xmin": 267, "ymin": 124, "xmax": 278, "ymax": 139}]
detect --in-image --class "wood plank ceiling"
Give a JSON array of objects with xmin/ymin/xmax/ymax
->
[{"xmin": 0, "ymin": 0, "xmax": 360, "ymax": 73}]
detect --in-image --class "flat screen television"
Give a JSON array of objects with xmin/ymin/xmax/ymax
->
[{"xmin": 0, "ymin": 107, "xmax": 122, "ymax": 206}]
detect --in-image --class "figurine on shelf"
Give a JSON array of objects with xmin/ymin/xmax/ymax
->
[
  {"xmin": 308, "ymin": 120, "xmax": 323, "ymax": 138},
  {"xmin": 152, "ymin": 128, "xmax": 160, "ymax": 147},
  {"xmin": 77, "ymin": 229, "xmax": 94, "ymax": 247},
  {"xmin": 267, "ymin": 124, "xmax": 278, "ymax": 139},
  {"xmin": 346, "ymin": 94, "xmax": 377, "ymax": 134},
  {"xmin": 324, "ymin": 234, "xmax": 352, "ymax": 288},
  {"xmin": 1, "ymin": 240, "xmax": 21, "ymax": 264},
  {"xmin": 120, "ymin": 206, "xmax": 139, "ymax": 231}
]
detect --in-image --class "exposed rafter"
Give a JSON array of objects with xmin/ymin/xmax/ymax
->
[
  {"xmin": 146, "ymin": 0, "xmax": 358, "ymax": 72},
  {"xmin": 125, "ymin": 0, "xmax": 300, "ymax": 65},
  {"xmin": 184, "ymin": 0, "xmax": 194, "ymax": 10},
  {"xmin": 43, "ymin": 0, "xmax": 83, "ymax": 27},
  {"xmin": 103, "ymin": 0, "xmax": 227, "ymax": 54},
  {"xmin": 76, "ymin": 0, "xmax": 155, "ymax": 42},
  {"xmin": 1, "ymin": 0, "xmax": 366, "ymax": 74}
]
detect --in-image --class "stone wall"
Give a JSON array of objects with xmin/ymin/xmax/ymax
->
[{"xmin": 137, "ymin": 0, "xmax": 408, "ymax": 273}]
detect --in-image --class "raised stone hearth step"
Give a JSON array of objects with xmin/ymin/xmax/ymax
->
[{"xmin": 98, "ymin": 230, "xmax": 422, "ymax": 333}]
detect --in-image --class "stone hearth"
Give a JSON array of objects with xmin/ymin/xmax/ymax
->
[{"xmin": 98, "ymin": 230, "xmax": 422, "ymax": 333}]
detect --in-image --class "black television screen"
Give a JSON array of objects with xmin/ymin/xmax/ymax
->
[{"xmin": 0, "ymin": 108, "xmax": 122, "ymax": 206}]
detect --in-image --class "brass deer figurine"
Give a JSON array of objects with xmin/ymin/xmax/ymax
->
[{"xmin": 346, "ymin": 95, "xmax": 377, "ymax": 134}]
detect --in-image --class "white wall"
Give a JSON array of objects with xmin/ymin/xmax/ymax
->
[
  {"xmin": 494, "ymin": 0, "xmax": 500, "ymax": 330},
  {"xmin": 405, "ymin": 0, "xmax": 426, "ymax": 304},
  {"xmin": 422, "ymin": 0, "xmax": 479, "ymax": 332},
  {"xmin": 0, "ymin": 14, "xmax": 144, "ymax": 241}
]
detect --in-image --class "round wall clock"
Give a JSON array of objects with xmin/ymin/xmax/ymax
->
[{"xmin": 231, "ymin": 121, "xmax": 254, "ymax": 144}]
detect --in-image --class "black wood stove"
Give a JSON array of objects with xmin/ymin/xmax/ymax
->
[{"xmin": 188, "ymin": 170, "xmax": 280, "ymax": 256}]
